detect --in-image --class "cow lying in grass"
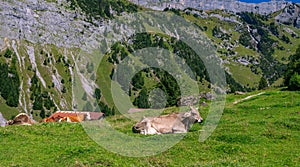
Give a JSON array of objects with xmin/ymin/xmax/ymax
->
[
  {"xmin": 132, "ymin": 106, "xmax": 203, "ymax": 135},
  {"xmin": 58, "ymin": 114, "xmax": 85, "ymax": 123},
  {"xmin": 40, "ymin": 111, "xmax": 104, "ymax": 123},
  {"xmin": 6, "ymin": 113, "xmax": 35, "ymax": 126},
  {"xmin": 40, "ymin": 113, "xmax": 85, "ymax": 123}
]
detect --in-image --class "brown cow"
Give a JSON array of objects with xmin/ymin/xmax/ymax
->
[
  {"xmin": 132, "ymin": 106, "xmax": 203, "ymax": 135},
  {"xmin": 40, "ymin": 116, "xmax": 61, "ymax": 123},
  {"xmin": 6, "ymin": 113, "xmax": 35, "ymax": 126},
  {"xmin": 40, "ymin": 111, "xmax": 104, "ymax": 123},
  {"xmin": 58, "ymin": 114, "xmax": 85, "ymax": 123}
]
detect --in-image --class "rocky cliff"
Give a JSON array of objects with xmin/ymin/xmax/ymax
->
[
  {"xmin": 275, "ymin": 3, "xmax": 300, "ymax": 28},
  {"xmin": 129, "ymin": 0, "xmax": 293, "ymax": 15},
  {"xmin": 0, "ymin": 0, "xmax": 106, "ymax": 119}
]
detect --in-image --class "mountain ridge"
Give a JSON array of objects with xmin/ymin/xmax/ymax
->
[{"xmin": 129, "ymin": 0, "xmax": 298, "ymax": 15}]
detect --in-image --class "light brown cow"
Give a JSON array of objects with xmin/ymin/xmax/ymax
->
[
  {"xmin": 132, "ymin": 106, "xmax": 203, "ymax": 135},
  {"xmin": 6, "ymin": 113, "xmax": 35, "ymax": 126}
]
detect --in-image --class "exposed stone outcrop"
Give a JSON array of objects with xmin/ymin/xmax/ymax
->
[
  {"xmin": 0, "ymin": 0, "xmax": 106, "ymax": 50},
  {"xmin": 0, "ymin": 112, "xmax": 7, "ymax": 127},
  {"xmin": 276, "ymin": 3, "xmax": 300, "ymax": 28},
  {"xmin": 129, "ymin": 0, "xmax": 290, "ymax": 15},
  {"xmin": 178, "ymin": 93, "xmax": 215, "ymax": 106}
]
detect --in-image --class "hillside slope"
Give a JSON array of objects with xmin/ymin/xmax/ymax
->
[{"xmin": 0, "ymin": 0, "xmax": 299, "ymax": 121}]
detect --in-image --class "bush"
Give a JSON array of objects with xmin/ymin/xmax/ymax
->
[
  {"xmin": 285, "ymin": 45, "xmax": 300, "ymax": 90},
  {"xmin": 132, "ymin": 72, "xmax": 144, "ymax": 89},
  {"xmin": 133, "ymin": 87, "xmax": 150, "ymax": 108},
  {"xmin": 40, "ymin": 108, "xmax": 46, "ymax": 119},
  {"xmin": 239, "ymin": 31, "xmax": 253, "ymax": 48},
  {"xmin": 4, "ymin": 49, "xmax": 13, "ymax": 58},
  {"xmin": 94, "ymin": 88, "xmax": 101, "ymax": 100},
  {"xmin": 0, "ymin": 58, "xmax": 20, "ymax": 107},
  {"xmin": 269, "ymin": 22, "xmax": 279, "ymax": 36},
  {"xmin": 281, "ymin": 35, "xmax": 290, "ymax": 44},
  {"xmin": 288, "ymin": 73, "xmax": 300, "ymax": 90},
  {"xmin": 258, "ymin": 77, "xmax": 268, "ymax": 90},
  {"xmin": 33, "ymin": 95, "xmax": 43, "ymax": 110}
]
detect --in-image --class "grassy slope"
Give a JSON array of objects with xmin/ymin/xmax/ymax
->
[
  {"xmin": 227, "ymin": 62, "xmax": 261, "ymax": 88},
  {"xmin": 1, "ymin": 9, "xmax": 299, "ymax": 119},
  {"xmin": 0, "ymin": 42, "xmax": 77, "ymax": 120},
  {"xmin": 0, "ymin": 97, "xmax": 19, "ymax": 120},
  {"xmin": 96, "ymin": 54, "xmax": 114, "ymax": 107},
  {"xmin": 184, "ymin": 10, "xmax": 300, "ymax": 88},
  {"xmin": 0, "ymin": 89, "xmax": 299, "ymax": 166},
  {"xmin": 184, "ymin": 12, "xmax": 262, "ymax": 87}
]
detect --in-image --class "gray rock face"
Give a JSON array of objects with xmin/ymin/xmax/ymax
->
[
  {"xmin": 0, "ymin": 38, "xmax": 4, "ymax": 51},
  {"xmin": 129, "ymin": 0, "xmax": 289, "ymax": 15},
  {"xmin": 275, "ymin": 3, "xmax": 300, "ymax": 28},
  {"xmin": 0, "ymin": 0, "xmax": 143, "ymax": 51},
  {"xmin": 0, "ymin": 0, "xmax": 106, "ymax": 49},
  {"xmin": 178, "ymin": 93, "xmax": 215, "ymax": 106},
  {"xmin": 296, "ymin": 17, "xmax": 300, "ymax": 28},
  {"xmin": 0, "ymin": 112, "xmax": 7, "ymax": 127}
]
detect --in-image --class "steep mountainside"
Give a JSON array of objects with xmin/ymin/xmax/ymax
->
[
  {"xmin": 275, "ymin": 3, "xmax": 300, "ymax": 28},
  {"xmin": 129, "ymin": 0, "xmax": 291, "ymax": 15},
  {"xmin": 0, "ymin": 0, "xmax": 299, "ymax": 121}
]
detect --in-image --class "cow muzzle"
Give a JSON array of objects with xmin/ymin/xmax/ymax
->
[
  {"xmin": 197, "ymin": 118, "xmax": 203, "ymax": 123},
  {"xmin": 132, "ymin": 126, "xmax": 140, "ymax": 133}
]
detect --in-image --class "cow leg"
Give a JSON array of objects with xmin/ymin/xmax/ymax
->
[
  {"xmin": 146, "ymin": 127, "xmax": 158, "ymax": 135},
  {"xmin": 140, "ymin": 127, "xmax": 158, "ymax": 135},
  {"xmin": 172, "ymin": 127, "xmax": 187, "ymax": 134},
  {"xmin": 155, "ymin": 128, "xmax": 171, "ymax": 134}
]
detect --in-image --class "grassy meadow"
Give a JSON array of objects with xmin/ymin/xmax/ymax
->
[{"xmin": 0, "ymin": 89, "xmax": 299, "ymax": 166}]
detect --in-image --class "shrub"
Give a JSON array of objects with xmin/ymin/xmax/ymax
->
[
  {"xmin": 258, "ymin": 77, "xmax": 268, "ymax": 90},
  {"xmin": 4, "ymin": 49, "xmax": 13, "ymax": 58},
  {"xmin": 285, "ymin": 45, "xmax": 300, "ymax": 90},
  {"xmin": 288, "ymin": 73, "xmax": 300, "ymax": 90}
]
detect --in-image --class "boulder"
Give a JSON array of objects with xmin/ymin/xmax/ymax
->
[{"xmin": 0, "ymin": 112, "xmax": 7, "ymax": 127}]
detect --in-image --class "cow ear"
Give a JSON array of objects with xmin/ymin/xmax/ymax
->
[
  {"xmin": 183, "ymin": 112, "xmax": 191, "ymax": 117},
  {"xmin": 190, "ymin": 106, "xmax": 198, "ymax": 113}
]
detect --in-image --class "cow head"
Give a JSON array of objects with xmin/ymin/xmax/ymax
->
[
  {"xmin": 6, "ymin": 120, "xmax": 14, "ymax": 125},
  {"xmin": 133, "ymin": 117, "xmax": 146, "ymax": 133},
  {"xmin": 132, "ymin": 117, "xmax": 152, "ymax": 134},
  {"xmin": 188, "ymin": 106, "xmax": 203, "ymax": 123}
]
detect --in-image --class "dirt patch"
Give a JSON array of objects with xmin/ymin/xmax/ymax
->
[
  {"xmin": 233, "ymin": 92, "xmax": 265, "ymax": 105},
  {"xmin": 128, "ymin": 108, "xmax": 148, "ymax": 114}
]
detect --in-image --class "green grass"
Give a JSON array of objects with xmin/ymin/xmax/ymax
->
[
  {"xmin": 0, "ymin": 97, "xmax": 19, "ymax": 120},
  {"xmin": 1, "ymin": 89, "xmax": 299, "ymax": 166},
  {"xmin": 96, "ymin": 54, "xmax": 115, "ymax": 108},
  {"xmin": 234, "ymin": 45, "xmax": 260, "ymax": 58},
  {"xmin": 226, "ymin": 62, "xmax": 260, "ymax": 88}
]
